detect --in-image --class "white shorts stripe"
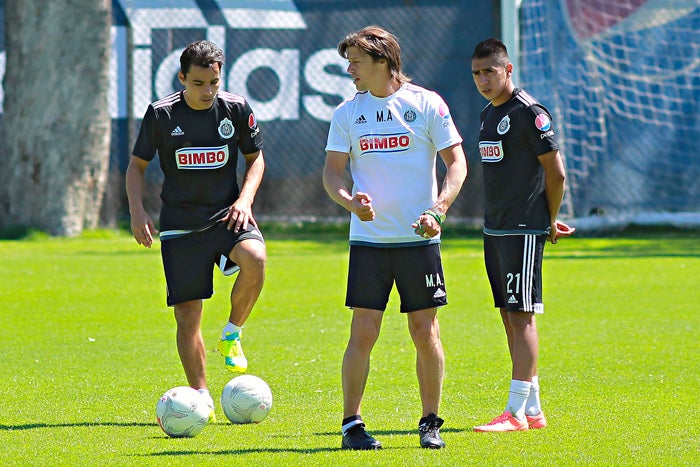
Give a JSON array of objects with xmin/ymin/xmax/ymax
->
[{"xmin": 521, "ymin": 234, "xmax": 536, "ymax": 312}]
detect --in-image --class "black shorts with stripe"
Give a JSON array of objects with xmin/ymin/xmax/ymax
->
[
  {"xmin": 346, "ymin": 244, "xmax": 447, "ymax": 313},
  {"xmin": 160, "ymin": 222, "xmax": 264, "ymax": 306},
  {"xmin": 484, "ymin": 233, "xmax": 546, "ymax": 313}
]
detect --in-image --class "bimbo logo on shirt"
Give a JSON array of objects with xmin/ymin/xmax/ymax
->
[
  {"xmin": 358, "ymin": 132, "xmax": 411, "ymax": 156},
  {"xmin": 479, "ymin": 140, "xmax": 504, "ymax": 162},
  {"xmin": 176, "ymin": 145, "xmax": 229, "ymax": 169}
]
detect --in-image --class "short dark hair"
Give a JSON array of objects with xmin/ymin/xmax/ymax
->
[
  {"xmin": 472, "ymin": 38, "xmax": 510, "ymax": 67},
  {"xmin": 180, "ymin": 40, "xmax": 224, "ymax": 76},
  {"xmin": 338, "ymin": 25, "xmax": 411, "ymax": 83}
]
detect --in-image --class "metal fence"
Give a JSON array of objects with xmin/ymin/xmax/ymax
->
[
  {"xmin": 4, "ymin": 1, "xmax": 695, "ymax": 229},
  {"xmin": 102, "ymin": 0, "xmax": 497, "ymax": 226},
  {"xmin": 520, "ymin": 0, "xmax": 700, "ymax": 222}
]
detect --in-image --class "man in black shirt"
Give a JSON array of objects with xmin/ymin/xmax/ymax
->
[
  {"xmin": 126, "ymin": 41, "xmax": 266, "ymax": 419},
  {"xmin": 470, "ymin": 38, "xmax": 574, "ymax": 432}
]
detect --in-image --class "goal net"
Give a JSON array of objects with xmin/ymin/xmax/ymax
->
[{"xmin": 518, "ymin": 0, "xmax": 700, "ymax": 229}]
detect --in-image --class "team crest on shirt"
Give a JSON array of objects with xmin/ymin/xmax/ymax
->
[
  {"xmin": 403, "ymin": 109, "xmax": 416, "ymax": 122},
  {"xmin": 497, "ymin": 115, "xmax": 511, "ymax": 135},
  {"xmin": 218, "ymin": 118, "xmax": 235, "ymax": 139}
]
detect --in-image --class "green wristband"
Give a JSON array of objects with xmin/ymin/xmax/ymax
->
[{"xmin": 423, "ymin": 209, "xmax": 445, "ymax": 225}]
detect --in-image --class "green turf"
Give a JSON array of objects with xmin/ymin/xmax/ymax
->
[{"xmin": 0, "ymin": 230, "xmax": 698, "ymax": 466}]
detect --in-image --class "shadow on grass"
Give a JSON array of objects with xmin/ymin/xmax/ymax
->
[
  {"xmin": 142, "ymin": 447, "xmax": 340, "ymax": 456},
  {"xmin": 0, "ymin": 421, "xmax": 156, "ymax": 430},
  {"xmin": 138, "ymin": 428, "xmax": 467, "ymax": 456},
  {"xmin": 314, "ymin": 427, "xmax": 466, "ymax": 437},
  {"xmin": 545, "ymin": 239, "xmax": 700, "ymax": 260}
]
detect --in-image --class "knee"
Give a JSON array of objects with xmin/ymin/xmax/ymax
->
[
  {"xmin": 231, "ymin": 241, "xmax": 266, "ymax": 280},
  {"xmin": 349, "ymin": 321, "xmax": 381, "ymax": 351},
  {"xmin": 239, "ymin": 241, "xmax": 267, "ymax": 269},
  {"xmin": 248, "ymin": 243, "xmax": 267, "ymax": 267},
  {"xmin": 174, "ymin": 301, "xmax": 203, "ymax": 329},
  {"xmin": 507, "ymin": 312, "xmax": 536, "ymax": 333},
  {"xmin": 410, "ymin": 322, "xmax": 440, "ymax": 348},
  {"xmin": 348, "ymin": 333, "xmax": 378, "ymax": 354},
  {"xmin": 408, "ymin": 312, "xmax": 440, "ymax": 340}
]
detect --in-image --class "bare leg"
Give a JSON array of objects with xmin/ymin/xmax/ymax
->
[
  {"xmin": 173, "ymin": 300, "xmax": 207, "ymax": 389},
  {"xmin": 507, "ymin": 311, "xmax": 538, "ymax": 381},
  {"xmin": 408, "ymin": 308, "xmax": 444, "ymax": 417},
  {"xmin": 342, "ymin": 308, "xmax": 383, "ymax": 418},
  {"xmin": 227, "ymin": 239, "xmax": 266, "ymax": 326},
  {"xmin": 500, "ymin": 308, "xmax": 514, "ymax": 357}
]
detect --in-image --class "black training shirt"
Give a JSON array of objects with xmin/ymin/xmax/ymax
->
[
  {"xmin": 133, "ymin": 90, "xmax": 263, "ymax": 231},
  {"xmin": 478, "ymin": 88, "xmax": 559, "ymax": 235}
]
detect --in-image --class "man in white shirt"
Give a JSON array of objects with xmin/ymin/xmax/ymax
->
[{"xmin": 323, "ymin": 25, "xmax": 468, "ymax": 450}]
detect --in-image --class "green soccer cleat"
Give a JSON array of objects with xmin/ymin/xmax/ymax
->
[{"xmin": 217, "ymin": 331, "xmax": 248, "ymax": 373}]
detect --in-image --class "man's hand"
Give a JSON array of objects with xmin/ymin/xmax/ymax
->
[
  {"xmin": 412, "ymin": 212, "xmax": 442, "ymax": 238},
  {"xmin": 350, "ymin": 192, "xmax": 375, "ymax": 221},
  {"xmin": 549, "ymin": 220, "xmax": 575, "ymax": 244},
  {"xmin": 130, "ymin": 209, "xmax": 158, "ymax": 248},
  {"xmin": 223, "ymin": 199, "xmax": 257, "ymax": 232}
]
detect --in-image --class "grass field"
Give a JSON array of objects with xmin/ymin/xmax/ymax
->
[{"xmin": 1, "ymin": 228, "xmax": 698, "ymax": 466}]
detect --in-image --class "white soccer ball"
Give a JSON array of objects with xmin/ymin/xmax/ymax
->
[
  {"xmin": 220, "ymin": 375, "xmax": 273, "ymax": 424},
  {"xmin": 156, "ymin": 386, "xmax": 210, "ymax": 437}
]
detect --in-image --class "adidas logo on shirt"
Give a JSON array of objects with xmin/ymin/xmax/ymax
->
[
  {"xmin": 171, "ymin": 126, "xmax": 184, "ymax": 136},
  {"xmin": 354, "ymin": 115, "xmax": 367, "ymax": 124}
]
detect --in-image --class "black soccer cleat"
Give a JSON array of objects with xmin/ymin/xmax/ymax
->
[
  {"xmin": 419, "ymin": 413, "xmax": 446, "ymax": 449},
  {"xmin": 341, "ymin": 424, "xmax": 382, "ymax": 450}
]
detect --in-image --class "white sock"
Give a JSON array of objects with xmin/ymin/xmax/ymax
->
[
  {"xmin": 525, "ymin": 375, "xmax": 542, "ymax": 416},
  {"xmin": 505, "ymin": 379, "xmax": 531, "ymax": 420},
  {"xmin": 221, "ymin": 322, "xmax": 243, "ymax": 339},
  {"xmin": 197, "ymin": 389, "xmax": 214, "ymax": 409}
]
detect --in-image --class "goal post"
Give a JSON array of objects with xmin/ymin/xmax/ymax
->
[
  {"xmin": 501, "ymin": 0, "xmax": 575, "ymax": 219},
  {"xmin": 500, "ymin": 0, "xmax": 521, "ymax": 86}
]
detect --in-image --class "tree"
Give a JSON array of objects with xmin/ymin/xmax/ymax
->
[{"xmin": 0, "ymin": 0, "xmax": 112, "ymax": 236}]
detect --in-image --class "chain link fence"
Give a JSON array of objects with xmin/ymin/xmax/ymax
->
[
  {"xmin": 103, "ymin": 0, "xmax": 497, "ymax": 227},
  {"xmin": 520, "ymin": 0, "xmax": 700, "ymax": 224}
]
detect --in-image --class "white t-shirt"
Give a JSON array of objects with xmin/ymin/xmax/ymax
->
[{"xmin": 325, "ymin": 83, "xmax": 463, "ymax": 246}]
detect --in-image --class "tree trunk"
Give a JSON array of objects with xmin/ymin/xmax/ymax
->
[{"xmin": 0, "ymin": 0, "xmax": 112, "ymax": 236}]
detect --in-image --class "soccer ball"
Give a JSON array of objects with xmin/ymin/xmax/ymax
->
[
  {"xmin": 156, "ymin": 386, "xmax": 210, "ymax": 437},
  {"xmin": 220, "ymin": 375, "xmax": 273, "ymax": 424}
]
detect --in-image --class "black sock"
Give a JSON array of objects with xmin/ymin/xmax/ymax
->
[{"xmin": 341, "ymin": 415, "xmax": 363, "ymax": 434}]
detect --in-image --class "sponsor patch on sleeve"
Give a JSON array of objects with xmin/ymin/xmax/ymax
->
[{"xmin": 535, "ymin": 114, "xmax": 551, "ymax": 132}]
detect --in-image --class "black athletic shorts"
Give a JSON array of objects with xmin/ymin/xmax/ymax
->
[
  {"xmin": 160, "ymin": 222, "xmax": 264, "ymax": 306},
  {"xmin": 484, "ymin": 233, "xmax": 545, "ymax": 313},
  {"xmin": 346, "ymin": 244, "xmax": 447, "ymax": 313}
]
